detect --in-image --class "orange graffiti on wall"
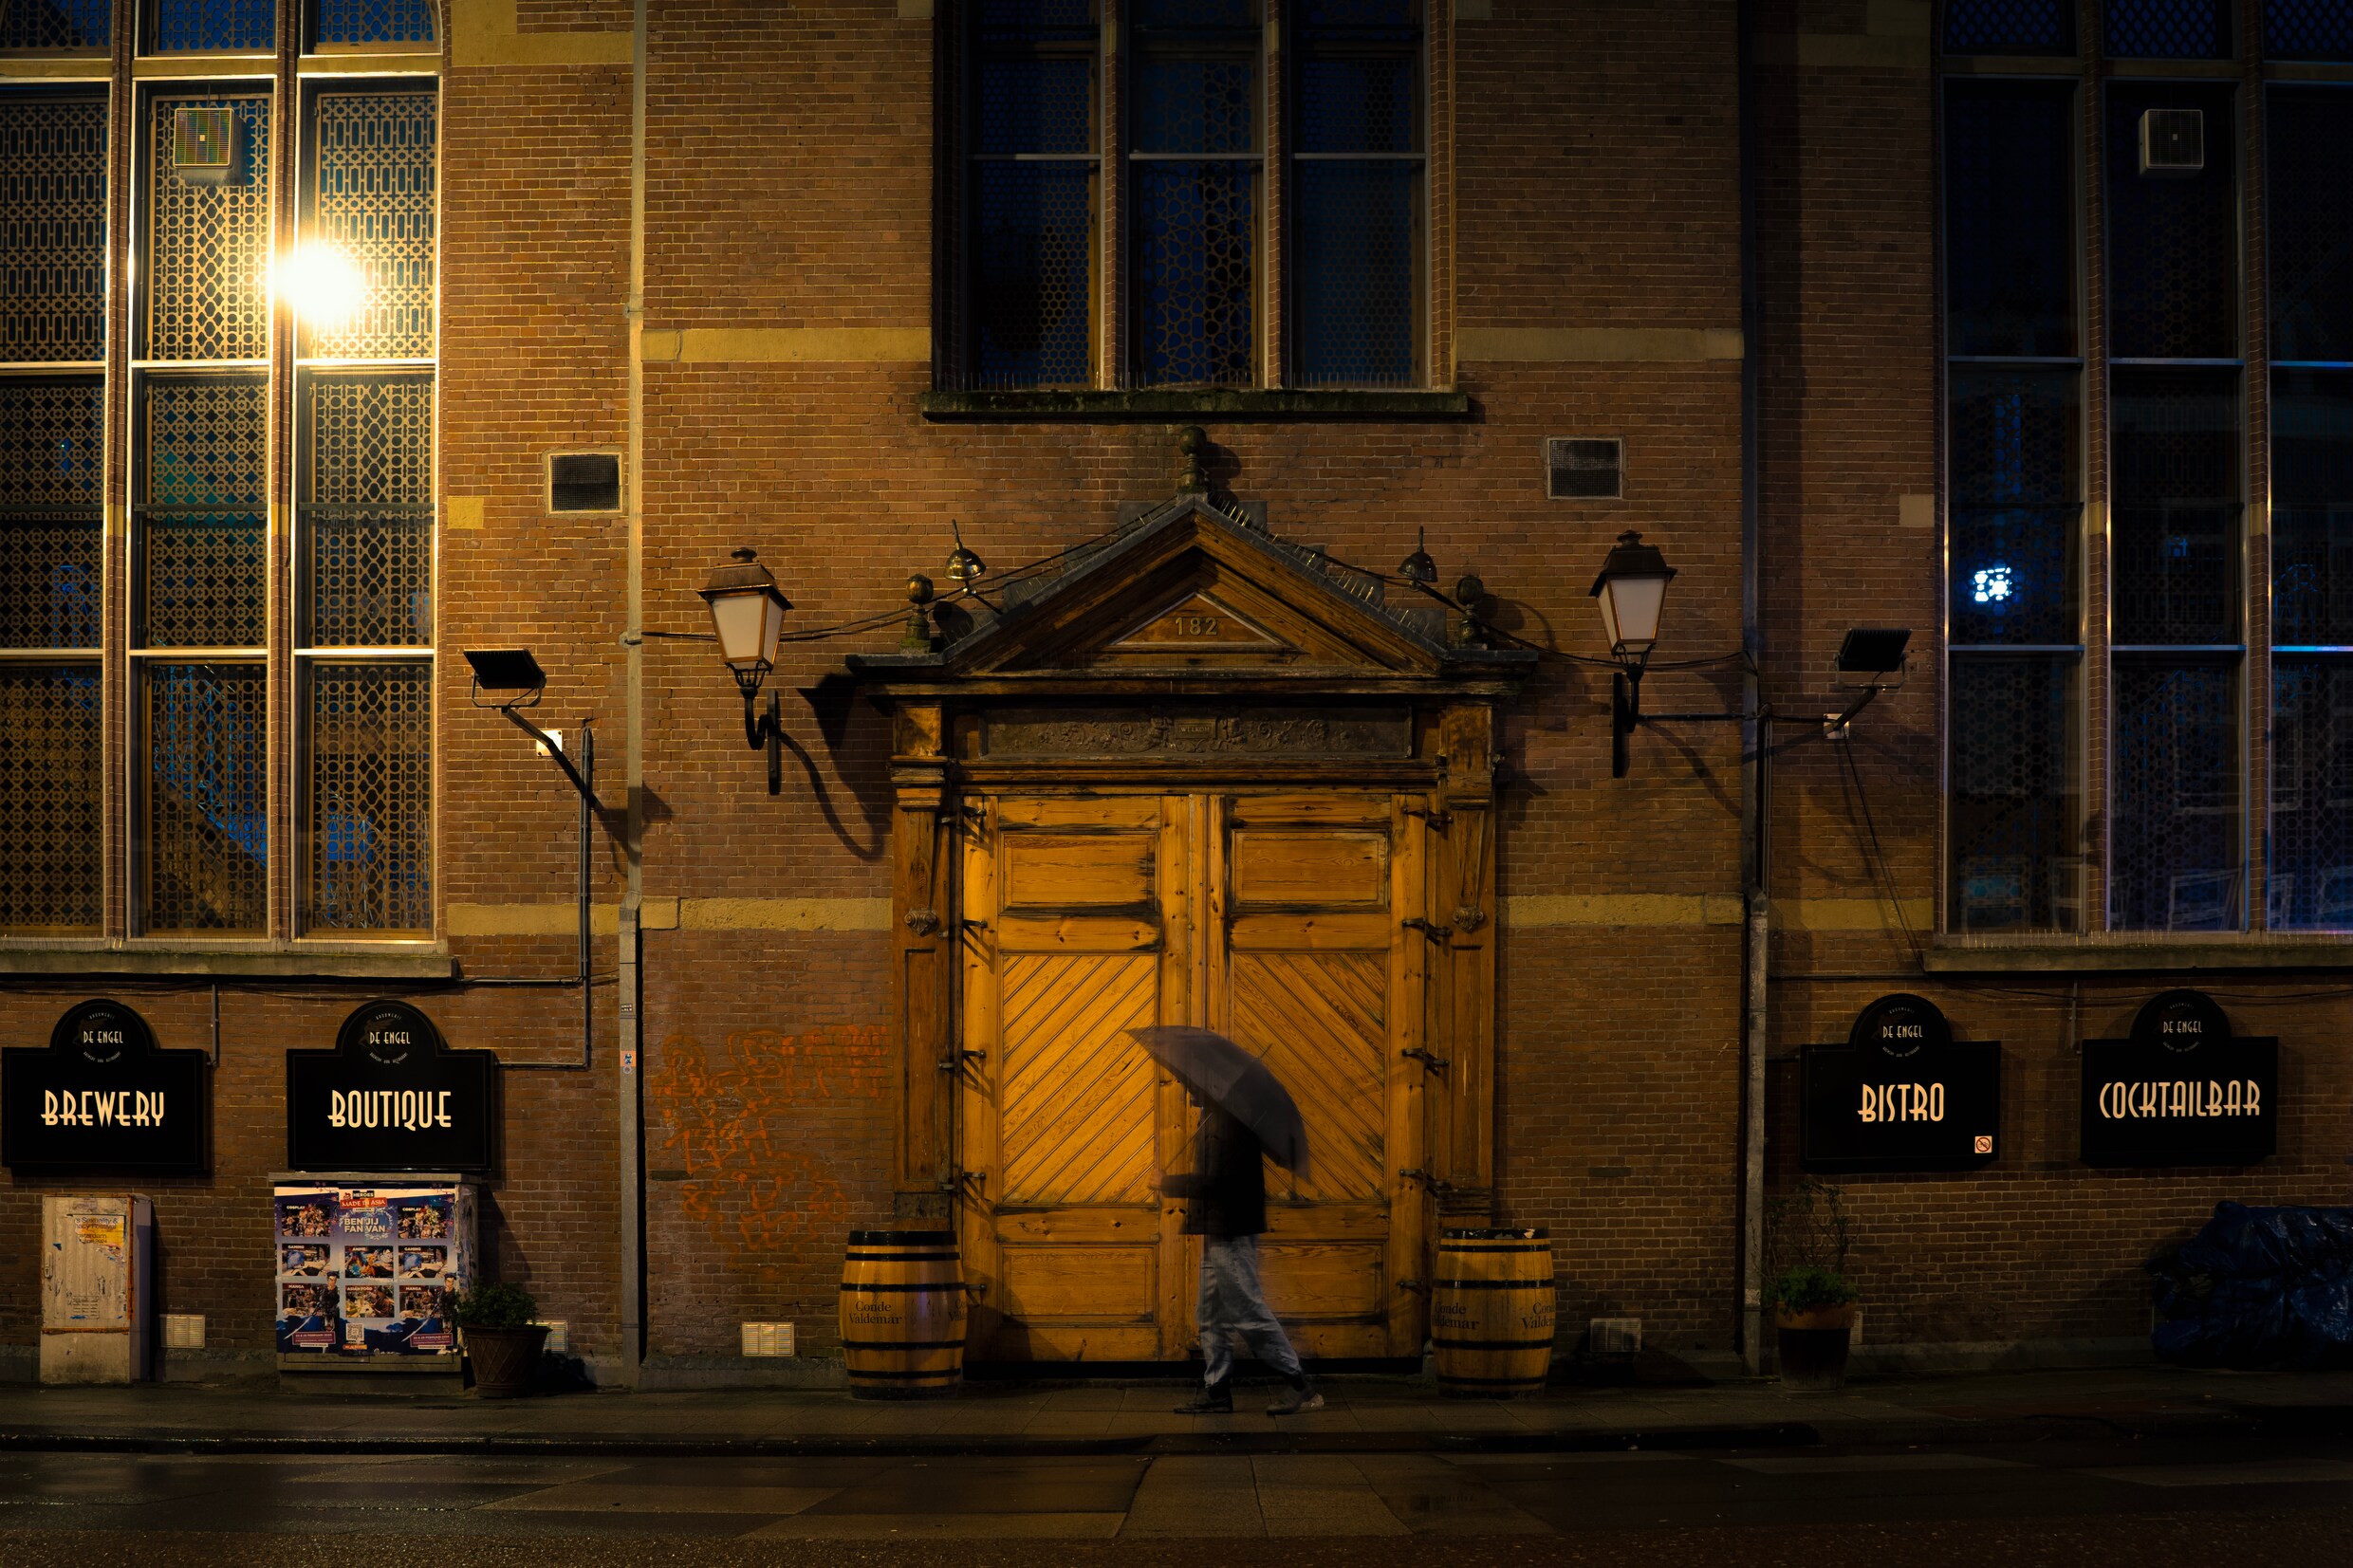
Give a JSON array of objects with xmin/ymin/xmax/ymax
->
[{"xmin": 649, "ymin": 1024, "xmax": 887, "ymax": 1266}]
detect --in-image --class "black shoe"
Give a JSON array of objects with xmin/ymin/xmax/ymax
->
[
  {"xmin": 1175, "ymin": 1378, "xmax": 1233, "ymax": 1414},
  {"xmin": 1267, "ymin": 1379, "xmax": 1324, "ymax": 1416}
]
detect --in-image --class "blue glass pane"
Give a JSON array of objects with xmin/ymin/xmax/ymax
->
[
  {"xmin": 1953, "ymin": 509, "xmax": 2080, "ymax": 645},
  {"xmin": 1951, "ymin": 365, "xmax": 2080, "ymax": 505},
  {"xmin": 2268, "ymin": 87, "xmax": 2353, "ymax": 361},
  {"xmin": 314, "ymin": 0, "xmax": 435, "ymax": 46},
  {"xmin": 1945, "ymin": 82, "xmax": 2075, "ymax": 358},
  {"xmin": 0, "ymin": 0, "xmax": 109, "ymax": 48},
  {"xmin": 2268, "ymin": 0, "xmax": 2353, "ymax": 60},
  {"xmin": 145, "ymin": 661, "xmax": 267, "ymax": 932},
  {"xmin": 1136, "ymin": 58, "xmax": 1255, "ymax": 153},
  {"xmin": 978, "ymin": 57, "xmax": 1094, "ymax": 154},
  {"xmin": 2110, "ymin": 657, "xmax": 2242, "ymax": 932},
  {"xmin": 1944, "ymin": 0, "xmax": 2074, "ymax": 52},
  {"xmin": 1949, "ymin": 654, "xmax": 2083, "ymax": 932},
  {"xmin": 1949, "ymin": 366, "xmax": 2082, "ymax": 646},
  {"xmin": 2272, "ymin": 370, "xmax": 2353, "ymax": 644},
  {"xmin": 2105, "ymin": 0, "xmax": 2230, "ymax": 57},
  {"xmin": 1135, "ymin": 0, "xmax": 1251, "ymax": 27},
  {"xmin": 2105, "ymin": 83, "xmax": 2237, "ymax": 359},
  {"xmin": 2111, "ymin": 365, "xmax": 2238, "ymax": 506},
  {"xmin": 1294, "ymin": 160, "xmax": 1414, "ymax": 387},
  {"xmin": 155, "ymin": 0, "xmax": 276, "ymax": 51},
  {"xmin": 973, "ymin": 162, "xmax": 1092, "ymax": 388},
  {"xmin": 1296, "ymin": 58, "xmax": 1413, "ymax": 154},
  {"xmin": 2270, "ymin": 657, "xmax": 2353, "ymax": 928},
  {"xmin": 1135, "ymin": 162, "xmax": 1253, "ymax": 385}
]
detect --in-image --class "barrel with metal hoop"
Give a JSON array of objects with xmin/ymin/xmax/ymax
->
[
  {"xmin": 839, "ymin": 1228, "xmax": 968, "ymax": 1399},
  {"xmin": 1431, "ymin": 1227, "xmax": 1556, "ymax": 1398}
]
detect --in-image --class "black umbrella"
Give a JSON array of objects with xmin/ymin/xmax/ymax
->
[{"xmin": 1129, "ymin": 1025, "xmax": 1309, "ymax": 1177}]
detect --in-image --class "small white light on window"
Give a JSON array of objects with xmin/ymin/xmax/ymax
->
[
  {"xmin": 1971, "ymin": 564, "xmax": 2014, "ymax": 605},
  {"xmin": 269, "ymin": 246, "xmax": 369, "ymax": 330}
]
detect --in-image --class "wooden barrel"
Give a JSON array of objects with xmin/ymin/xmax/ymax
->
[
  {"xmin": 839, "ymin": 1229, "xmax": 968, "ymax": 1399},
  {"xmin": 1431, "ymin": 1227, "xmax": 1556, "ymax": 1398}
]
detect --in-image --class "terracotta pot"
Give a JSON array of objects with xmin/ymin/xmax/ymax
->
[
  {"xmin": 461, "ymin": 1324, "xmax": 548, "ymax": 1398},
  {"xmin": 1773, "ymin": 1301, "xmax": 1856, "ymax": 1392}
]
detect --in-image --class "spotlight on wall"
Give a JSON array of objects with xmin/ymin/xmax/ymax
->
[{"xmin": 698, "ymin": 547, "xmax": 793, "ymax": 795}]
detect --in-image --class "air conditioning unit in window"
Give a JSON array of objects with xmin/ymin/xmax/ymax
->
[
  {"xmin": 2139, "ymin": 107, "xmax": 2203, "ymax": 177},
  {"xmin": 172, "ymin": 106, "xmax": 241, "ymax": 184}
]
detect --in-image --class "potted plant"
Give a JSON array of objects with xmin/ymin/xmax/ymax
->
[
  {"xmin": 449, "ymin": 1282, "xmax": 547, "ymax": 1398},
  {"xmin": 1765, "ymin": 1179, "xmax": 1860, "ymax": 1392}
]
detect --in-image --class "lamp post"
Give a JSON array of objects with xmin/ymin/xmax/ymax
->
[
  {"xmin": 1587, "ymin": 530, "xmax": 1677, "ymax": 779},
  {"xmin": 698, "ymin": 547, "xmax": 793, "ymax": 795}
]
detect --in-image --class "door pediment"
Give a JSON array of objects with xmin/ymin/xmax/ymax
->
[{"xmin": 849, "ymin": 494, "xmax": 1536, "ymax": 693}]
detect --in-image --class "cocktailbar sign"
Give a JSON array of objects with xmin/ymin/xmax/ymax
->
[
  {"xmin": 2, "ymin": 1000, "xmax": 209, "ymax": 1174},
  {"xmin": 2081, "ymin": 990, "xmax": 2276, "ymax": 1168},
  {"xmin": 1799, "ymin": 994, "xmax": 2000, "ymax": 1171},
  {"xmin": 287, "ymin": 1001, "xmax": 497, "ymax": 1172}
]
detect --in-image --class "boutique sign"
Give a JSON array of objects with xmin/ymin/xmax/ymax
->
[
  {"xmin": 1800, "ymin": 994, "xmax": 2000, "ymax": 1172},
  {"xmin": 2081, "ymin": 990, "xmax": 2276, "ymax": 1167},
  {"xmin": 2, "ymin": 1000, "xmax": 209, "ymax": 1174},
  {"xmin": 287, "ymin": 1001, "xmax": 497, "ymax": 1172}
]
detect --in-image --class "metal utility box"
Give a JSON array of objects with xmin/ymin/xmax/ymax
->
[{"xmin": 41, "ymin": 1193, "xmax": 154, "ymax": 1384}]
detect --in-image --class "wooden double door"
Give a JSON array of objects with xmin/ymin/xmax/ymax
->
[{"xmin": 956, "ymin": 790, "xmax": 1430, "ymax": 1362}]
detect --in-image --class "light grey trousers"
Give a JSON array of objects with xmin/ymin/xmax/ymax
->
[{"xmin": 1195, "ymin": 1234, "xmax": 1304, "ymax": 1385}]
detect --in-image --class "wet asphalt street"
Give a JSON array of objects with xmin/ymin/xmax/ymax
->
[{"xmin": 4, "ymin": 1434, "xmax": 2353, "ymax": 1565}]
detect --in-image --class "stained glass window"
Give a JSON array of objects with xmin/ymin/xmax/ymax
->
[
  {"xmin": 1943, "ymin": 0, "xmax": 2075, "ymax": 54},
  {"xmin": 1132, "ymin": 0, "xmax": 1258, "ymax": 386},
  {"xmin": 969, "ymin": 0, "xmax": 1097, "ymax": 389},
  {"xmin": 2104, "ymin": 0, "xmax": 2230, "ymax": 59},
  {"xmin": 2105, "ymin": 83, "xmax": 2237, "ymax": 361},
  {"xmin": 1292, "ymin": 0, "xmax": 1420, "ymax": 387}
]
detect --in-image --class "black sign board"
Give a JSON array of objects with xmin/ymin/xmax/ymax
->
[
  {"xmin": 3, "ymin": 1000, "xmax": 209, "ymax": 1174},
  {"xmin": 2082, "ymin": 989, "xmax": 2276, "ymax": 1167},
  {"xmin": 287, "ymin": 1001, "xmax": 497, "ymax": 1172},
  {"xmin": 1801, "ymin": 995, "xmax": 2001, "ymax": 1171}
]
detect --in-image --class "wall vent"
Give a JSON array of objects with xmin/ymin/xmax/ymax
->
[
  {"xmin": 1587, "ymin": 1317, "xmax": 1641, "ymax": 1357},
  {"xmin": 171, "ymin": 106, "xmax": 240, "ymax": 184},
  {"xmin": 161, "ymin": 1313, "xmax": 206, "ymax": 1350},
  {"xmin": 741, "ymin": 1320, "xmax": 795, "ymax": 1356},
  {"xmin": 2139, "ymin": 108, "xmax": 2204, "ymax": 175},
  {"xmin": 1547, "ymin": 437, "xmax": 1623, "ymax": 500},
  {"xmin": 547, "ymin": 452, "xmax": 621, "ymax": 513}
]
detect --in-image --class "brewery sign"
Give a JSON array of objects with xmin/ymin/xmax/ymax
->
[
  {"xmin": 287, "ymin": 1001, "xmax": 497, "ymax": 1172},
  {"xmin": 1800, "ymin": 994, "xmax": 2000, "ymax": 1172},
  {"xmin": 2082, "ymin": 989, "xmax": 2275, "ymax": 1167},
  {"xmin": 2, "ymin": 1000, "xmax": 208, "ymax": 1174}
]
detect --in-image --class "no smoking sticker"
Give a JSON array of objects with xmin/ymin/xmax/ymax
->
[{"xmin": 1973, "ymin": 1134, "xmax": 1993, "ymax": 1155}]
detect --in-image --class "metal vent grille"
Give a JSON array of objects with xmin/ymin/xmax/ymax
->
[
  {"xmin": 0, "ymin": 0, "xmax": 109, "ymax": 47},
  {"xmin": 1948, "ymin": 654, "xmax": 2083, "ymax": 932},
  {"xmin": 140, "ymin": 377, "xmax": 267, "ymax": 649},
  {"xmin": 143, "ymin": 661, "xmax": 268, "ymax": 933},
  {"xmin": 2268, "ymin": 88, "xmax": 2353, "ymax": 362},
  {"xmin": 2267, "ymin": 0, "xmax": 2353, "ymax": 60},
  {"xmin": 306, "ymin": 661, "xmax": 430, "ymax": 932},
  {"xmin": 303, "ymin": 373, "xmax": 432, "ymax": 648},
  {"xmin": 2105, "ymin": 87, "xmax": 2236, "ymax": 360},
  {"xmin": 1547, "ymin": 437, "xmax": 1622, "ymax": 499},
  {"xmin": 2270, "ymin": 657, "xmax": 2353, "ymax": 929},
  {"xmin": 0, "ymin": 662, "xmax": 100, "ymax": 929},
  {"xmin": 2110, "ymin": 658, "xmax": 2241, "ymax": 932},
  {"xmin": 153, "ymin": 0, "xmax": 276, "ymax": 51},
  {"xmin": 143, "ymin": 96, "xmax": 271, "ymax": 360},
  {"xmin": 0, "ymin": 98, "xmax": 106, "ymax": 361},
  {"xmin": 2104, "ymin": 0, "xmax": 2230, "ymax": 58},
  {"xmin": 0, "ymin": 376, "xmax": 102, "ymax": 650},
  {"xmin": 314, "ymin": 0, "xmax": 435, "ymax": 46},
  {"xmin": 306, "ymin": 90, "xmax": 436, "ymax": 360},
  {"xmin": 1941, "ymin": 0, "xmax": 2074, "ymax": 53}
]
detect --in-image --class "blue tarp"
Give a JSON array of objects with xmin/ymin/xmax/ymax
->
[{"xmin": 2149, "ymin": 1202, "xmax": 2353, "ymax": 1369}]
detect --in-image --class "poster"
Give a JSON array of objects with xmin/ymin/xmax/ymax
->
[{"xmin": 272, "ymin": 1182, "xmax": 473, "ymax": 1357}]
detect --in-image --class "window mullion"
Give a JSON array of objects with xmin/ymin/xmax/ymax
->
[
  {"xmin": 1102, "ymin": 0, "xmax": 1123, "ymax": 390},
  {"xmin": 1263, "ymin": 0, "xmax": 1282, "ymax": 390}
]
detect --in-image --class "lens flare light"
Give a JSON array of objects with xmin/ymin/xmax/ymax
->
[{"xmin": 269, "ymin": 247, "xmax": 369, "ymax": 331}]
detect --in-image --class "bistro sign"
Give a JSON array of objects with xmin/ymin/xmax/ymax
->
[
  {"xmin": 1800, "ymin": 994, "xmax": 2000, "ymax": 1172},
  {"xmin": 287, "ymin": 1001, "xmax": 497, "ymax": 1172},
  {"xmin": 2081, "ymin": 990, "xmax": 2276, "ymax": 1167},
  {"xmin": 2, "ymin": 1000, "xmax": 209, "ymax": 1174}
]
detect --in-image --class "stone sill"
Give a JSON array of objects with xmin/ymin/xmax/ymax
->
[
  {"xmin": 0, "ymin": 946, "xmax": 455, "ymax": 980},
  {"xmin": 917, "ymin": 388, "xmax": 1473, "ymax": 421},
  {"xmin": 1924, "ymin": 942, "xmax": 2353, "ymax": 974}
]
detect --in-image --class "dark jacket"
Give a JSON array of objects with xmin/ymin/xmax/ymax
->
[{"xmin": 1162, "ymin": 1106, "xmax": 1267, "ymax": 1238}]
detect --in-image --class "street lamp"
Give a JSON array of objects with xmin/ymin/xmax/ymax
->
[
  {"xmin": 698, "ymin": 547, "xmax": 793, "ymax": 795},
  {"xmin": 1588, "ymin": 530, "xmax": 1677, "ymax": 778}
]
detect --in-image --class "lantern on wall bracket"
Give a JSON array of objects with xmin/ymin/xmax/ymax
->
[
  {"xmin": 698, "ymin": 547, "xmax": 793, "ymax": 796},
  {"xmin": 1588, "ymin": 530, "xmax": 1677, "ymax": 778}
]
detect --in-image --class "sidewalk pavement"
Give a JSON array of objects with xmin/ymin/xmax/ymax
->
[{"xmin": 6, "ymin": 1364, "xmax": 2353, "ymax": 1457}]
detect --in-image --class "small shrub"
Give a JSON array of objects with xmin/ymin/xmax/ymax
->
[
  {"xmin": 1766, "ymin": 1264, "xmax": 1859, "ymax": 1312},
  {"xmin": 448, "ymin": 1282, "xmax": 538, "ymax": 1330}
]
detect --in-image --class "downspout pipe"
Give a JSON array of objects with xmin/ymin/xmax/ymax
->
[
  {"xmin": 1736, "ymin": 0, "xmax": 1770, "ymax": 1376},
  {"xmin": 618, "ymin": 0, "xmax": 650, "ymax": 1388}
]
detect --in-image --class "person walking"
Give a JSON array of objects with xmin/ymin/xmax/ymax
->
[{"xmin": 1162, "ymin": 1096, "xmax": 1323, "ymax": 1416}]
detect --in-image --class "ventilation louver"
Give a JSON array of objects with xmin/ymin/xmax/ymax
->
[
  {"xmin": 1547, "ymin": 437, "xmax": 1623, "ymax": 500},
  {"xmin": 2139, "ymin": 107, "xmax": 2204, "ymax": 176},
  {"xmin": 171, "ymin": 105, "xmax": 240, "ymax": 184}
]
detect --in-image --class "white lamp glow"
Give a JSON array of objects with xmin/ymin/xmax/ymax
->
[{"xmin": 270, "ymin": 246, "xmax": 369, "ymax": 330}]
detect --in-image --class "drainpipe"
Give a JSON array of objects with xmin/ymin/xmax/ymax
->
[
  {"xmin": 617, "ymin": 0, "xmax": 650, "ymax": 1388},
  {"xmin": 1736, "ymin": 0, "xmax": 1769, "ymax": 1376}
]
